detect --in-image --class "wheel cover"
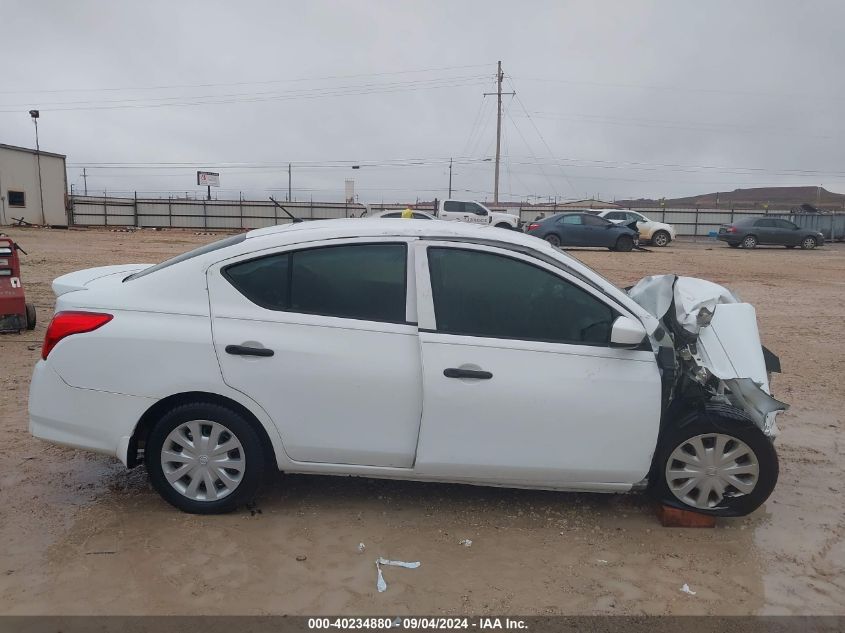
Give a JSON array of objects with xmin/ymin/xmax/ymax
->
[
  {"xmin": 743, "ymin": 236, "xmax": 756, "ymax": 247},
  {"xmin": 665, "ymin": 433, "xmax": 759, "ymax": 509},
  {"xmin": 161, "ymin": 420, "xmax": 246, "ymax": 502},
  {"xmin": 802, "ymin": 237, "xmax": 815, "ymax": 248},
  {"xmin": 545, "ymin": 235, "xmax": 560, "ymax": 246},
  {"xmin": 653, "ymin": 232, "xmax": 668, "ymax": 246}
]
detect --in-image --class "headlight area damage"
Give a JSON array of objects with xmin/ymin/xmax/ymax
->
[{"xmin": 628, "ymin": 274, "xmax": 788, "ymax": 437}]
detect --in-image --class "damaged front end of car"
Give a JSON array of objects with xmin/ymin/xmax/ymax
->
[{"xmin": 628, "ymin": 274, "xmax": 788, "ymax": 438}]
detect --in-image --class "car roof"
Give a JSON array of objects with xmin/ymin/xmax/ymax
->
[{"xmin": 245, "ymin": 217, "xmax": 537, "ymax": 249}]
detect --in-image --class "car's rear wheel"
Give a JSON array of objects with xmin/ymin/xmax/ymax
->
[
  {"xmin": 614, "ymin": 235, "xmax": 634, "ymax": 252},
  {"xmin": 146, "ymin": 403, "xmax": 265, "ymax": 514},
  {"xmin": 651, "ymin": 230, "xmax": 670, "ymax": 247},
  {"xmin": 801, "ymin": 236, "xmax": 817, "ymax": 250},
  {"xmin": 544, "ymin": 234, "xmax": 561, "ymax": 247},
  {"xmin": 741, "ymin": 235, "xmax": 758, "ymax": 248},
  {"xmin": 651, "ymin": 406, "xmax": 778, "ymax": 517}
]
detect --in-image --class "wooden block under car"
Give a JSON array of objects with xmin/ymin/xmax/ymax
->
[{"xmin": 656, "ymin": 504, "xmax": 716, "ymax": 528}]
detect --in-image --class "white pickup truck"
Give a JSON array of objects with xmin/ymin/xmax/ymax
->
[{"xmin": 436, "ymin": 199, "xmax": 521, "ymax": 230}]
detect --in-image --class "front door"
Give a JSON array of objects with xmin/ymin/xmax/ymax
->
[
  {"xmin": 412, "ymin": 242, "xmax": 661, "ymax": 486},
  {"xmin": 208, "ymin": 239, "xmax": 423, "ymax": 467}
]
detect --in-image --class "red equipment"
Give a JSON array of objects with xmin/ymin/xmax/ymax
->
[{"xmin": 0, "ymin": 236, "xmax": 36, "ymax": 333}]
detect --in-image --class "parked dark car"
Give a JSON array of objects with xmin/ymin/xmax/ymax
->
[
  {"xmin": 717, "ymin": 217, "xmax": 825, "ymax": 249},
  {"xmin": 525, "ymin": 212, "xmax": 639, "ymax": 251}
]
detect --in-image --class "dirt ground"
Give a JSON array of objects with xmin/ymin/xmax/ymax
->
[{"xmin": 0, "ymin": 226, "xmax": 843, "ymax": 616}]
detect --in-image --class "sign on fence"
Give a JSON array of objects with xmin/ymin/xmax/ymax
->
[{"xmin": 196, "ymin": 171, "xmax": 220, "ymax": 187}]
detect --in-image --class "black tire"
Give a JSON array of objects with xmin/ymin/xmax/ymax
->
[
  {"xmin": 145, "ymin": 402, "xmax": 266, "ymax": 514},
  {"xmin": 651, "ymin": 230, "xmax": 671, "ymax": 247},
  {"xmin": 544, "ymin": 234, "xmax": 561, "ymax": 247},
  {"xmin": 495, "ymin": 222, "xmax": 512, "ymax": 230},
  {"xmin": 614, "ymin": 235, "xmax": 634, "ymax": 252},
  {"xmin": 800, "ymin": 236, "xmax": 817, "ymax": 250},
  {"xmin": 25, "ymin": 303, "xmax": 36, "ymax": 330},
  {"xmin": 741, "ymin": 234, "xmax": 758, "ymax": 249},
  {"xmin": 651, "ymin": 405, "xmax": 778, "ymax": 517}
]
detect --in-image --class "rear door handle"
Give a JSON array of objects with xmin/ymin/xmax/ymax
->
[
  {"xmin": 443, "ymin": 368, "xmax": 493, "ymax": 380},
  {"xmin": 225, "ymin": 344, "xmax": 274, "ymax": 357}
]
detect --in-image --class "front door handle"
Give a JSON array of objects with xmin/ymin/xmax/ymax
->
[
  {"xmin": 225, "ymin": 344, "xmax": 274, "ymax": 357},
  {"xmin": 443, "ymin": 368, "xmax": 493, "ymax": 380}
]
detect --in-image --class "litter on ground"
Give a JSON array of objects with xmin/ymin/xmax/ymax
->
[{"xmin": 375, "ymin": 557, "xmax": 421, "ymax": 593}]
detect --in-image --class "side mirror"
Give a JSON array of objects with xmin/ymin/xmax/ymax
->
[{"xmin": 610, "ymin": 316, "xmax": 648, "ymax": 348}]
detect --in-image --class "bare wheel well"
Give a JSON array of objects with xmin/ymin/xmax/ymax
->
[{"xmin": 128, "ymin": 391, "xmax": 277, "ymax": 469}]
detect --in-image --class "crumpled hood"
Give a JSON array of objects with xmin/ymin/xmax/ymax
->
[{"xmin": 627, "ymin": 274, "xmax": 788, "ymax": 435}]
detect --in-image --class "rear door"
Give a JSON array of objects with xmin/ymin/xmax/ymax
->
[
  {"xmin": 412, "ymin": 241, "xmax": 661, "ymax": 486},
  {"xmin": 555, "ymin": 214, "xmax": 587, "ymax": 245},
  {"xmin": 207, "ymin": 238, "xmax": 423, "ymax": 468}
]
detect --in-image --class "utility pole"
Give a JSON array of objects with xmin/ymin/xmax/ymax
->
[
  {"xmin": 288, "ymin": 163, "xmax": 292, "ymax": 202},
  {"xmin": 448, "ymin": 158, "xmax": 453, "ymax": 198},
  {"xmin": 484, "ymin": 61, "xmax": 514, "ymax": 205},
  {"xmin": 29, "ymin": 110, "xmax": 46, "ymax": 224},
  {"xmin": 82, "ymin": 167, "xmax": 88, "ymax": 196}
]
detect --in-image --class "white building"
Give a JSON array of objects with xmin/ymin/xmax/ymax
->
[{"xmin": 0, "ymin": 143, "xmax": 68, "ymax": 226}]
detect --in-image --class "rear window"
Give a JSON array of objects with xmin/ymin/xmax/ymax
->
[{"xmin": 124, "ymin": 233, "xmax": 246, "ymax": 281}]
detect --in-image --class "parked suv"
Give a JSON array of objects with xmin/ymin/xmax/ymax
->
[{"xmin": 598, "ymin": 210, "xmax": 676, "ymax": 247}]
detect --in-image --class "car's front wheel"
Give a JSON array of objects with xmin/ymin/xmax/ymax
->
[
  {"xmin": 651, "ymin": 406, "xmax": 778, "ymax": 517},
  {"xmin": 146, "ymin": 402, "xmax": 266, "ymax": 514},
  {"xmin": 614, "ymin": 235, "xmax": 634, "ymax": 252},
  {"xmin": 801, "ymin": 236, "xmax": 818, "ymax": 250},
  {"xmin": 544, "ymin": 234, "xmax": 561, "ymax": 247},
  {"xmin": 651, "ymin": 230, "xmax": 670, "ymax": 247}
]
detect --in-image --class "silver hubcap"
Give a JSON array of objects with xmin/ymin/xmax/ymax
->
[
  {"xmin": 803, "ymin": 238, "xmax": 815, "ymax": 248},
  {"xmin": 654, "ymin": 233, "xmax": 668, "ymax": 246},
  {"xmin": 665, "ymin": 433, "xmax": 759, "ymax": 509},
  {"xmin": 161, "ymin": 420, "xmax": 245, "ymax": 502}
]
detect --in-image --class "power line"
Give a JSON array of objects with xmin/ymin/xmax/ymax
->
[{"xmin": 0, "ymin": 63, "xmax": 491, "ymax": 96}]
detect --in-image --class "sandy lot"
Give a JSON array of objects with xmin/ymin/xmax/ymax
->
[{"xmin": 0, "ymin": 227, "xmax": 843, "ymax": 616}]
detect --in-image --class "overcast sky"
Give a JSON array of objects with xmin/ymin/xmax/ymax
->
[{"xmin": 2, "ymin": 0, "xmax": 843, "ymax": 203}]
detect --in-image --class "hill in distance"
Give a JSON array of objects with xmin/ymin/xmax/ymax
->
[{"xmin": 617, "ymin": 186, "xmax": 845, "ymax": 210}]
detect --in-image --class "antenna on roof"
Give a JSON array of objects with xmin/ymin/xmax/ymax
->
[{"xmin": 268, "ymin": 197, "xmax": 303, "ymax": 223}]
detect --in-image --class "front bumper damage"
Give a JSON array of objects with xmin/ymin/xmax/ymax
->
[{"xmin": 628, "ymin": 274, "xmax": 788, "ymax": 437}]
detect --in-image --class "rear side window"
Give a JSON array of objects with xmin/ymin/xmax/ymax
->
[
  {"xmin": 427, "ymin": 247, "xmax": 615, "ymax": 345},
  {"xmin": 558, "ymin": 215, "xmax": 582, "ymax": 225},
  {"xmin": 125, "ymin": 233, "xmax": 246, "ymax": 281},
  {"xmin": 443, "ymin": 201, "xmax": 463, "ymax": 212},
  {"xmin": 225, "ymin": 243, "xmax": 407, "ymax": 323}
]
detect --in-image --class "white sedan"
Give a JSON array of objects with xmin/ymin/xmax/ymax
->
[
  {"xmin": 29, "ymin": 219, "xmax": 785, "ymax": 516},
  {"xmin": 598, "ymin": 210, "xmax": 677, "ymax": 247}
]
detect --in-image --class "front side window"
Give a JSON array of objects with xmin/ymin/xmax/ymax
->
[
  {"xmin": 225, "ymin": 243, "xmax": 407, "ymax": 323},
  {"xmin": 775, "ymin": 219, "xmax": 797, "ymax": 230},
  {"xmin": 427, "ymin": 247, "xmax": 615, "ymax": 345},
  {"xmin": 583, "ymin": 214, "xmax": 610, "ymax": 227},
  {"xmin": 605, "ymin": 212, "xmax": 624, "ymax": 221},
  {"xmin": 465, "ymin": 203, "xmax": 487, "ymax": 216}
]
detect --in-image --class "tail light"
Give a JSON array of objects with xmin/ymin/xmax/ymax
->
[
  {"xmin": 42, "ymin": 311, "xmax": 113, "ymax": 360},
  {"xmin": 727, "ymin": 226, "xmax": 738, "ymax": 233},
  {"xmin": 527, "ymin": 223, "xmax": 540, "ymax": 231}
]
